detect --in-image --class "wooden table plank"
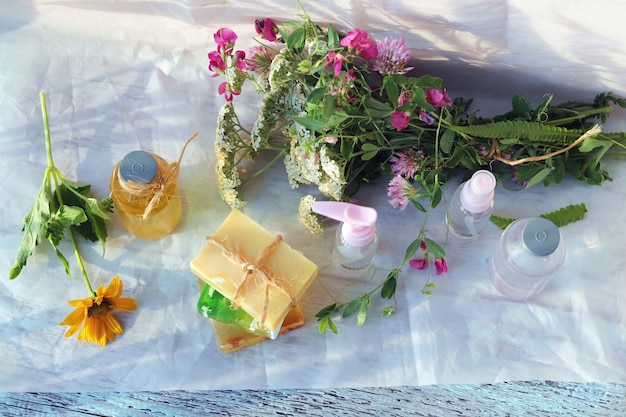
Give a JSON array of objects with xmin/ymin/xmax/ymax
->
[{"xmin": 1, "ymin": 382, "xmax": 624, "ymax": 416}]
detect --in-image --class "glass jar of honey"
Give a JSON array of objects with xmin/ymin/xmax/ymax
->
[{"xmin": 110, "ymin": 150, "xmax": 183, "ymax": 239}]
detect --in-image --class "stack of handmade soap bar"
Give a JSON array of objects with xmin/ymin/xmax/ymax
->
[{"xmin": 190, "ymin": 209, "xmax": 318, "ymax": 353}]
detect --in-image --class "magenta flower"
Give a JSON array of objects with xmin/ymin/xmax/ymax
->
[
  {"xmin": 409, "ymin": 256, "xmax": 429, "ymax": 270},
  {"xmin": 325, "ymin": 51, "xmax": 346, "ymax": 76},
  {"xmin": 389, "ymin": 148, "xmax": 424, "ymax": 179},
  {"xmin": 387, "ymin": 175, "xmax": 415, "ymax": 210},
  {"xmin": 255, "ymin": 18, "xmax": 279, "ymax": 42},
  {"xmin": 214, "ymin": 28, "xmax": 237, "ymax": 53},
  {"xmin": 218, "ymin": 82, "xmax": 240, "ymax": 102},
  {"xmin": 372, "ymin": 37, "xmax": 413, "ymax": 75},
  {"xmin": 426, "ymin": 89, "xmax": 452, "ymax": 108},
  {"xmin": 434, "ymin": 258, "xmax": 448, "ymax": 275},
  {"xmin": 390, "ymin": 111, "xmax": 410, "ymax": 131},
  {"xmin": 397, "ymin": 90, "xmax": 411, "ymax": 107},
  {"xmin": 208, "ymin": 50, "xmax": 226, "ymax": 75},
  {"xmin": 340, "ymin": 28, "xmax": 378, "ymax": 60}
]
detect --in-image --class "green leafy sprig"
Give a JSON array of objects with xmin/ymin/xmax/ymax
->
[
  {"xmin": 9, "ymin": 92, "xmax": 113, "ymax": 296},
  {"xmin": 490, "ymin": 203, "xmax": 588, "ymax": 230}
]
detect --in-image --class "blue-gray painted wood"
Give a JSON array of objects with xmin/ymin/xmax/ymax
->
[{"xmin": 1, "ymin": 382, "xmax": 624, "ymax": 416}]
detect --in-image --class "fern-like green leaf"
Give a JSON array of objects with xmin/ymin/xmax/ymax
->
[
  {"xmin": 490, "ymin": 203, "xmax": 587, "ymax": 230},
  {"xmin": 456, "ymin": 120, "xmax": 584, "ymax": 144},
  {"xmin": 489, "ymin": 215, "xmax": 517, "ymax": 230},
  {"xmin": 540, "ymin": 203, "xmax": 587, "ymax": 227}
]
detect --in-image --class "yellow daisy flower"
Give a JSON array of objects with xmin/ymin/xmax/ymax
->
[{"xmin": 60, "ymin": 275, "xmax": 137, "ymax": 347}]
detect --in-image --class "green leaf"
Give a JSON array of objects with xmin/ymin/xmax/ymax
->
[
  {"xmin": 307, "ymin": 87, "xmax": 327, "ymax": 103},
  {"xmin": 402, "ymin": 238, "xmax": 423, "ymax": 263},
  {"xmin": 512, "ymin": 95, "xmax": 531, "ymax": 119},
  {"xmin": 423, "ymin": 237, "xmax": 445, "ymax": 258},
  {"xmin": 489, "ymin": 215, "xmax": 516, "ymax": 230},
  {"xmin": 381, "ymin": 270, "xmax": 398, "ymax": 299},
  {"xmin": 327, "ymin": 24, "xmax": 339, "ymax": 49},
  {"xmin": 9, "ymin": 186, "xmax": 52, "ymax": 280},
  {"xmin": 541, "ymin": 203, "xmax": 587, "ymax": 227},
  {"xmin": 454, "ymin": 120, "xmax": 584, "ymax": 143},
  {"xmin": 578, "ymin": 134, "xmax": 612, "ymax": 153},
  {"xmin": 286, "ymin": 27, "xmax": 306, "ymax": 52},
  {"xmin": 383, "ymin": 77, "xmax": 399, "ymax": 108},
  {"xmin": 490, "ymin": 203, "xmax": 588, "ymax": 230},
  {"xmin": 410, "ymin": 198, "xmax": 426, "ymax": 213},
  {"xmin": 315, "ymin": 303, "xmax": 337, "ymax": 318},
  {"xmin": 318, "ymin": 315, "xmax": 338, "ymax": 334},
  {"xmin": 357, "ymin": 299, "xmax": 370, "ymax": 327},
  {"xmin": 439, "ymin": 128, "xmax": 456, "ymax": 154},
  {"xmin": 293, "ymin": 116, "xmax": 325, "ymax": 131},
  {"xmin": 360, "ymin": 142, "xmax": 379, "ymax": 161},
  {"xmin": 524, "ymin": 167, "xmax": 552, "ymax": 188},
  {"xmin": 412, "ymin": 75, "xmax": 443, "ymax": 89},
  {"xmin": 340, "ymin": 137, "xmax": 354, "ymax": 160},
  {"xmin": 342, "ymin": 299, "xmax": 362, "ymax": 318},
  {"xmin": 56, "ymin": 205, "xmax": 88, "ymax": 227},
  {"xmin": 322, "ymin": 94, "xmax": 335, "ymax": 119}
]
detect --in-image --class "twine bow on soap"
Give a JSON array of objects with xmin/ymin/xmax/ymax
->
[{"xmin": 206, "ymin": 234, "xmax": 297, "ymax": 327}]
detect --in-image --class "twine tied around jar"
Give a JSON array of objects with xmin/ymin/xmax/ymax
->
[
  {"xmin": 206, "ymin": 234, "xmax": 297, "ymax": 327},
  {"xmin": 120, "ymin": 132, "xmax": 198, "ymax": 220}
]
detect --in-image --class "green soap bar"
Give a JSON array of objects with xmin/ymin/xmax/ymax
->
[{"xmin": 197, "ymin": 283, "xmax": 270, "ymax": 337}]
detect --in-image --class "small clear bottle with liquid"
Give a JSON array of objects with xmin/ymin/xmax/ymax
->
[
  {"xmin": 312, "ymin": 201, "xmax": 378, "ymax": 277},
  {"xmin": 110, "ymin": 150, "xmax": 183, "ymax": 240},
  {"xmin": 489, "ymin": 217, "xmax": 566, "ymax": 301},
  {"xmin": 447, "ymin": 170, "xmax": 496, "ymax": 239}
]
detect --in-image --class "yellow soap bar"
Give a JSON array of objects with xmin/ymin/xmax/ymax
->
[
  {"xmin": 210, "ymin": 306, "xmax": 305, "ymax": 354},
  {"xmin": 190, "ymin": 209, "xmax": 318, "ymax": 335}
]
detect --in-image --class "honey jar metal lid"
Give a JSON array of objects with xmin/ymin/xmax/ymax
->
[{"xmin": 119, "ymin": 150, "xmax": 158, "ymax": 184}]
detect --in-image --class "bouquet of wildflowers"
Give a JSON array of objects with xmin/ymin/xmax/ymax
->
[{"xmin": 209, "ymin": 2, "xmax": 626, "ymax": 331}]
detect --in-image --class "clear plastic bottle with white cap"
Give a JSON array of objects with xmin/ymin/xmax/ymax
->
[
  {"xmin": 446, "ymin": 169, "xmax": 496, "ymax": 239},
  {"xmin": 311, "ymin": 201, "xmax": 378, "ymax": 277},
  {"xmin": 489, "ymin": 217, "xmax": 566, "ymax": 301}
]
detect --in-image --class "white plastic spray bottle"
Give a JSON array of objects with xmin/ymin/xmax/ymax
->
[
  {"xmin": 446, "ymin": 169, "xmax": 496, "ymax": 239},
  {"xmin": 312, "ymin": 201, "xmax": 378, "ymax": 277}
]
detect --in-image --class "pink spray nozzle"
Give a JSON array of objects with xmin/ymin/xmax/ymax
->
[
  {"xmin": 460, "ymin": 170, "xmax": 496, "ymax": 213},
  {"xmin": 311, "ymin": 201, "xmax": 377, "ymax": 247}
]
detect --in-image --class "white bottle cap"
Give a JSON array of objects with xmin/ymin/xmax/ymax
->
[
  {"xmin": 460, "ymin": 170, "xmax": 496, "ymax": 213},
  {"xmin": 311, "ymin": 201, "xmax": 377, "ymax": 247}
]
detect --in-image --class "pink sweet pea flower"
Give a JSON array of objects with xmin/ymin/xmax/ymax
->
[
  {"xmin": 233, "ymin": 50, "xmax": 247, "ymax": 71},
  {"xmin": 340, "ymin": 28, "xmax": 378, "ymax": 60},
  {"xmin": 434, "ymin": 258, "xmax": 448, "ymax": 275},
  {"xmin": 325, "ymin": 51, "xmax": 346, "ymax": 77},
  {"xmin": 426, "ymin": 89, "xmax": 453, "ymax": 108},
  {"xmin": 409, "ymin": 257, "xmax": 428, "ymax": 270},
  {"xmin": 255, "ymin": 18, "xmax": 279, "ymax": 42},
  {"xmin": 390, "ymin": 111, "xmax": 410, "ymax": 131},
  {"xmin": 397, "ymin": 90, "xmax": 411, "ymax": 107},
  {"xmin": 208, "ymin": 51, "xmax": 226, "ymax": 75},
  {"xmin": 214, "ymin": 28, "xmax": 237, "ymax": 52}
]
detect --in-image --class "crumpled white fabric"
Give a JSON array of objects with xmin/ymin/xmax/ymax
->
[{"xmin": 0, "ymin": 0, "xmax": 625, "ymax": 392}]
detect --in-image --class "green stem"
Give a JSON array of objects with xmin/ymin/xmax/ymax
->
[
  {"xmin": 40, "ymin": 92, "xmax": 55, "ymax": 169},
  {"xmin": 544, "ymin": 106, "xmax": 613, "ymax": 126},
  {"xmin": 239, "ymin": 149, "xmax": 287, "ymax": 186},
  {"xmin": 40, "ymin": 91, "xmax": 96, "ymax": 297},
  {"xmin": 69, "ymin": 229, "xmax": 96, "ymax": 296}
]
